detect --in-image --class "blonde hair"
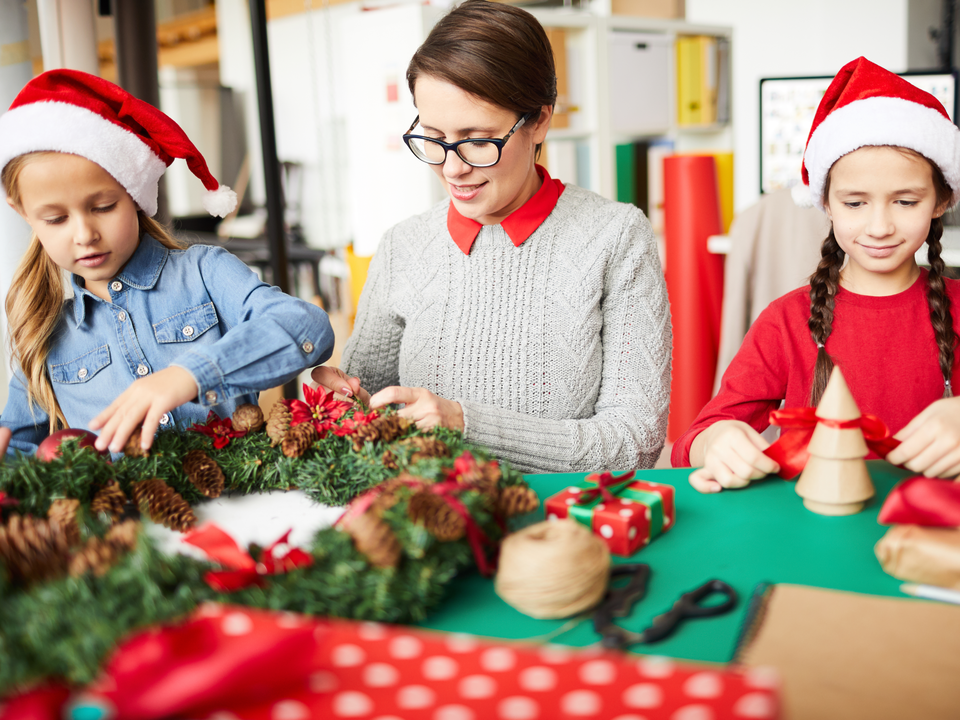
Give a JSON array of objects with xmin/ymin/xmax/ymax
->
[{"xmin": 2, "ymin": 151, "xmax": 183, "ymax": 432}]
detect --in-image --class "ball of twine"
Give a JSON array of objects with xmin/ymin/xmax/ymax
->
[{"xmin": 495, "ymin": 519, "xmax": 611, "ymax": 619}]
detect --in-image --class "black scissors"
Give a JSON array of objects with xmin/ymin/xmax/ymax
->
[{"xmin": 592, "ymin": 563, "xmax": 737, "ymax": 651}]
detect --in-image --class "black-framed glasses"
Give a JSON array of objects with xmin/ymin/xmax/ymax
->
[{"xmin": 402, "ymin": 111, "xmax": 534, "ymax": 168}]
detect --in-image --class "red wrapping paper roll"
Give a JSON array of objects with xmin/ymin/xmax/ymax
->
[{"xmin": 663, "ymin": 155, "xmax": 725, "ymax": 441}]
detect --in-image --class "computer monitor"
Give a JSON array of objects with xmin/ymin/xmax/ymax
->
[{"xmin": 759, "ymin": 70, "xmax": 958, "ymax": 195}]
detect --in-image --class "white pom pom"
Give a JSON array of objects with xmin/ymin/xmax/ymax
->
[
  {"xmin": 791, "ymin": 182, "xmax": 817, "ymax": 208},
  {"xmin": 202, "ymin": 185, "xmax": 238, "ymax": 218}
]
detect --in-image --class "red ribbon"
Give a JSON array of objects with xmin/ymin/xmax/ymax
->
[
  {"xmin": 182, "ymin": 524, "xmax": 314, "ymax": 592},
  {"xmin": 763, "ymin": 407, "xmax": 901, "ymax": 479},
  {"xmin": 878, "ymin": 475, "xmax": 960, "ymax": 527},
  {"xmin": 577, "ymin": 470, "xmax": 636, "ymax": 504},
  {"xmin": 337, "ymin": 476, "xmax": 500, "ymax": 577},
  {"xmin": 0, "ymin": 490, "xmax": 19, "ymax": 508}
]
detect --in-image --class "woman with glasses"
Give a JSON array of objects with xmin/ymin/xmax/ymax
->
[{"xmin": 312, "ymin": 0, "xmax": 671, "ymax": 473}]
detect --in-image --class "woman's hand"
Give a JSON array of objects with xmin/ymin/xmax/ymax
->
[
  {"xmin": 90, "ymin": 366, "xmax": 199, "ymax": 454},
  {"xmin": 887, "ymin": 396, "xmax": 960, "ymax": 478},
  {"xmin": 369, "ymin": 386, "xmax": 464, "ymax": 431},
  {"xmin": 0, "ymin": 427, "xmax": 10, "ymax": 457},
  {"xmin": 310, "ymin": 366, "xmax": 371, "ymax": 406},
  {"xmin": 687, "ymin": 420, "xmax": 780, "ymax": 494}
]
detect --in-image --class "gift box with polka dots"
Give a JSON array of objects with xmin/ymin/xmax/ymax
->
[
  {"xmin": 545, "ymin": 479, "xmax": 676, "ymax": 556},
  {"xmin": 44, "ymin": 604, "xmax": 779, "ymax": 720}
]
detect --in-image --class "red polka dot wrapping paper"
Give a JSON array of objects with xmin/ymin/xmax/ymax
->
[
  {"xmin": 36, "ymin": 604, "xmax": 779, "ymax": 720},
  {"xmin": 545, "ymin": 480, "xmax": 676, "ymax": 556}
]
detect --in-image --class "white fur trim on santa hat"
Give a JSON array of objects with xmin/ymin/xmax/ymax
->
[
  {"xmin": 0, "ymin": 101, "xmax": 167, "ymax": 216},
  {"xmin": 803, "ymin": 95, "xmax": 960, "ymax": 210},
  {"xmin": 202, "ymin": 185, "xmax": 238, "ymax": 218}
]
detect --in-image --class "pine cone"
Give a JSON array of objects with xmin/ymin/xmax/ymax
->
[
  {"xmin": 183, "ymin": 449, "xmax": 225, "ymax": 498},
  {"xmin": 69, "ymin": 520, "xmax": 140, "ymax": 578},
  {"xmin": 352, "ymin": 415, "xmax": 413, "ymax": 451},
  {"xmin": 47, "ymin": 498, "xmax": 82, "ymax": 547},
  {"xmin": 344, "ymin": 511, "xmax": 401, "ymax": 568},
  {"xmin": 0, "ymin": 514, "xmax": 72, "ymax": 584},
  {"xmin": 463, "ymin": 459, "xmax": 502, "ymax": 500},
  {"xmin": 123, "ymin": 426, "xmax": 149, "ymax": 458},
  {"xmin": 130, "ymin": 478, "xmax": 196, "ymax": 532},
  {"xmin": 403, "ymin": 436, "xmax": 450, "ymax": 464},
  {"xmin": 282, "ymin": 422, "xmax": 318, "ymax": 458},
  {"xmin": 497, "ymin": 486, "xmax": 540, "ymax": 517},
  {"xmin": 232, "ymin": 403, "xmax": 265, "ymax": 433},
  {"xmin": 266, "ymin": 401, "xmax": 292, "ymax": 446},
  {"xmin": 408, "ymin": 491, "xmax": 466, "ymax": 542},
  {"xmin": 382, "ymin": 450, "xmax": 399, "ymax": 470},
  {"xmin": 91, "ymin": 481, "xmax": 128, "ymax": 522}
]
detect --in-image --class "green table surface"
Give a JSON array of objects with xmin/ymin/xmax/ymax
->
[{"xmin": 417, "ymin": 461, "xmax": 914, "ymax": 664}]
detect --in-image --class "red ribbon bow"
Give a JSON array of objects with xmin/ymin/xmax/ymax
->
[
  {"xmin": 763, "ymin": 407, "xmax": 901, "ymax": 479},
  {"xmin": 337, "ymin": 476, "xmax": 500, "ymax": 576},
  {"xmin": 578, "ymin": 470, "xmax": 636, "ymax": 504},
  {"xmin": 182, "ymin": 524, "xmax": 314, "ymax": 592},
  {"xmin": 878, "ymin": 476, "xmax": 960, "ymax": 527}
]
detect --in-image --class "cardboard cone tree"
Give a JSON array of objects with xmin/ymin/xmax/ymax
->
[{"xmin": 794, "ymin": 367, "xmax": 875, "ymax": 515}]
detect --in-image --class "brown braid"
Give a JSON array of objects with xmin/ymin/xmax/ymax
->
[
  {"xmin": 924, "ymin": 216, "xmax": 956, "ymax": 397},
  {"xmin": 807, "ymin": 229, "xmax": 845, "ymax": 406}
]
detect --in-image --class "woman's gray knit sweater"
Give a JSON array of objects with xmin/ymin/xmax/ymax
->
[{"xmin": 342, "ymin": 183, "xmax": 671, "ymax": 474}]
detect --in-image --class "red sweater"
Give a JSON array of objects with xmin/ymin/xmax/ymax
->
[{"xmin": 672, "ymin": 271, "xmax": 960, "ymax": 467}]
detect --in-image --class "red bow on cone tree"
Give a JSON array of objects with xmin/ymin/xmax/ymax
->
[{"xmin": 793, "ymin": 367, "xmax": 876, "ymax": 516}]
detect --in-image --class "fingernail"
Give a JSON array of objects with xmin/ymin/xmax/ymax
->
[{"xmin": 341, "ymin": 386, "xmax": 353, "ymax": 397}]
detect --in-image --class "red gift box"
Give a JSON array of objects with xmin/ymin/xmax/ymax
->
[
  {"xmin": 35, "ymin": 604, "xmax": 779, "ymax": 720},
  {"xmin": 545, "ymin": 473, "xmax": 676, "ymax": 556}
]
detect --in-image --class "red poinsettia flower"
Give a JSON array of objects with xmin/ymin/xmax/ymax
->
[
  {"xmin": 0, "ymin": 491, "xmax": 18, "ymax": 509},
  {"xmin": 190, "ymin": 411, "xmax": 247, "ymax": 449},
  {"xmin": 332, "ymin": 408, "xmax": 379, "ymax": 437},
  {"xmin": 289, "ymin": 384, "xmax": 352, "ymax": 438}
]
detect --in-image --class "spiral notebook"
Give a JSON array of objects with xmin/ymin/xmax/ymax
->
[{"xmin": 733, "ymin": 584, "xmax": 960, "ymax": 719}]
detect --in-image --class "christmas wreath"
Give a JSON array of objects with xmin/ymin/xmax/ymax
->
[{"xmin": 0, "ymin": 388, "xmax": 539, "ymax": 696}]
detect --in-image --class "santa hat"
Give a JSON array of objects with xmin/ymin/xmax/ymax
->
[
  {"xmin": 795, "ymin": 56, "xmax": 960, "ymax": 210},
  {"xmin": 0, "ymin": 69, "xmax": 237, "ymax": 218}
]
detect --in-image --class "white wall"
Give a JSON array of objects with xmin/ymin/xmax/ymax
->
[
  {"xmin": 0, "ymin": 0, "xmax": 35, "ymax": 411},
  {"xmin": 685, "ymin": 0, "xmax": 912, "ymax": 213}
]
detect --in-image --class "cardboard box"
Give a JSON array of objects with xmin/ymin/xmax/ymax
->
[{"xmin": 611, "ymin": 0, "xmax": 684, "ymax": 19}]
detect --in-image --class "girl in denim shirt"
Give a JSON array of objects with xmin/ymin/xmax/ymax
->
[{"xmin": 0, "ymin": 70, "xmax": 334, "ymax": 458}]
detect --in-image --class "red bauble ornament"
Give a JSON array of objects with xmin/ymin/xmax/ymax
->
[{"xmin": 36, "ymin": 429, "xmax": 105, "ymax": 461}]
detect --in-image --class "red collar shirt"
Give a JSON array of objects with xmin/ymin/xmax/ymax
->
[{"xmin": 446, "ymin": 165, "xmax": 566, "ymax": 254}]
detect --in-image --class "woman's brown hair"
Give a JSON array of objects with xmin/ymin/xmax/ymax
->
[
  {"xmin": 406, "ymin": 0, "xmax": 557, "ymax": 153},
  {"xmin": 3, "ymin": 152, "xmax": 183, "ymax": 432},
  {"xmin": 808, "ymin": 147, "xmax": 956, "ymax": 405}
]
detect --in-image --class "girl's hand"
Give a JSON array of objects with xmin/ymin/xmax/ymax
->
[
  {"xmin": 90, "ymin": 366, "xmax": 199, "ymax": 454},
  {"xmin": 687, "ymin": 420, "xmax": 780, "ymax": 494},
  {"xmin": 0, "ymin": 427, "xmax": 10, "ymax": 457},
  {"xmin": 887, "ymin": 396, "xmax": 960, "ymax": 478},
  {"xmin": 369, "ymin": 386, "xmax": 464, "ymax": 431},
  {"xmin": 310, "ymin": 366, "xmax": 371, "ymax": 406}
]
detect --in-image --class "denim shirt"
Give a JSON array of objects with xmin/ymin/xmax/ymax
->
[{"xmin": 1, "ymin": 235, "xmax": 335, "ymax": 456}]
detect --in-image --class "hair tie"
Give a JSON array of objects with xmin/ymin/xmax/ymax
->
[{"xmin": 816, "ymin": 342, "xmax": 824, "ymax": 349}]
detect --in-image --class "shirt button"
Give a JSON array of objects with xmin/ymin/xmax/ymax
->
[
  {"xmin": 136, "ymin": 364, "xmax": 149, "ymax": 376},
  {"xmin": 182, "ymin": 325, "xmax": 195, "ymax": 337},
  {"xmin": 111, "ymin": 281, "xmax": 123, "ymax": 292},
  {"xmin": 77, "ymin": 368, "xmax": 88, "ymax": 380},
  {"xmin": 205, "ymin": 390, "xmax": 217, "ymax": 403},
  {"xmin": 301, "ymin": 340, "xmax": 314, "ymax": 354},
  {"xmin": 118, "ymin": 311, "xmax": 127, "ymax": 322},
  {"xmin": 160, "ymin": 413, "xmax": 170, "ymax": 426}
]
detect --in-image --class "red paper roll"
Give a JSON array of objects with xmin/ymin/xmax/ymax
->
[{"xmin": 663, "ymin": 155, "xmax": 725, "ymax": 441}]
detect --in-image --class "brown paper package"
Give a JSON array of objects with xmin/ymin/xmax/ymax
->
[{"xmin": 874, "ymin": 524, "xmax": 960, "ymax": 590}]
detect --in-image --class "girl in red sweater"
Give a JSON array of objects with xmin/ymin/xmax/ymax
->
[{"xmin": 675, "ymin": 57, "xmax": 960, "ymax": 492}]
